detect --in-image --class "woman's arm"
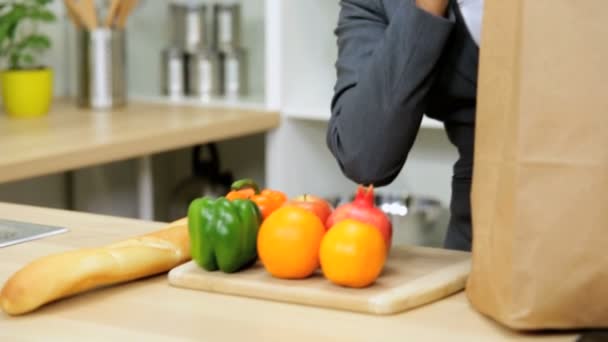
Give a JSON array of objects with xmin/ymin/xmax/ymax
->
[{"xmin": 327, "ymin": 0, "xmax": 454, "ymax": 186}]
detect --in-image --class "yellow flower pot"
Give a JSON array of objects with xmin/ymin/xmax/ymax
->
[{"xmin": 1, "ymin": 68, "xmax": 53, "ymax": 118}]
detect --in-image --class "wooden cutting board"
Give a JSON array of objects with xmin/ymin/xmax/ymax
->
[{"xmin": 168, "ymin": 245, "xmax": 471, "ymax": 315}]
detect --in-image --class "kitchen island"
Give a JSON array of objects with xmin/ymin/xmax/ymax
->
[{"xmin": 0, "ymin": 203, "xmax": 579, "ymax": 341}]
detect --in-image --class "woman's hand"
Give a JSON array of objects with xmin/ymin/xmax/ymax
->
[{"xmin": 415, "ymin": 0, "xmax": 449, "ymax": 17}]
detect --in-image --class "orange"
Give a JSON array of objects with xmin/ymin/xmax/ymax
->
[
  {"xmin": 320, "ymin": 219, "xmax": 387, "ymax": 288},
  {"xmin": 257, "ymin": 205, "xmax": 325, "ymax": 279}
]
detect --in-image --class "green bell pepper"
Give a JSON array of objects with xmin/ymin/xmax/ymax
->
[{"xmin": 188, "ymin": 197, "xmax": 261, "ymax": 273}]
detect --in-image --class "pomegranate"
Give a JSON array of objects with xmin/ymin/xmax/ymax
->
[{"xmin": 326, "ymin": 185, "xmax": 392, "ymax": 247}]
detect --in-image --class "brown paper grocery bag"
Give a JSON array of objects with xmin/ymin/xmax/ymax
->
[{"xmin": 466, "ymin": 0, "xmax": 608, "ymax": 330}]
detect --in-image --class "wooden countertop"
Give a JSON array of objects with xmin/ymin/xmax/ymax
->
[
  {"xmin": 0, "ymin": 98, "xmax": 280, "ymax": 184},
  {"xmin": 0, "ymin": 203, "xmax": 579, "ymax": 341}
]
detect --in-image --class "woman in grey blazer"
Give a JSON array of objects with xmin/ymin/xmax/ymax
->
[{"xmin": 327, "ymin": 0, "xmax": 481, "ymax": 251}]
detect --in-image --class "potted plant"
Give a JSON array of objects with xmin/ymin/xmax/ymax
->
[{"xmin": 0, "ymin": 0, "xmax": 56, "ymax": 118}]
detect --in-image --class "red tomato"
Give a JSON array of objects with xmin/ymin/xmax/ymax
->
[{"xmin": 283, "ymin": 194, "xmax": 333, "ymax": 228}]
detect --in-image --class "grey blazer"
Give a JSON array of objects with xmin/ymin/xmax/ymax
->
[{"xmin": 327, "ymin": 0, "xmax": 479, "ymax": 251}]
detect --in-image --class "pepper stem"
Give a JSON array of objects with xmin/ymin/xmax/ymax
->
[{"xmin": 230, "ymin": 178, "xmax": 260, "ymax": 194}]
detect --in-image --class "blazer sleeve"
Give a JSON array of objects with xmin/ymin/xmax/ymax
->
[{"xmin": 327, "ymin": 0, "xmax": 455, "ymax": 186}]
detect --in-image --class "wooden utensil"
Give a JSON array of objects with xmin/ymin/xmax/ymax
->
[
  {"xmin": 104, "ymin": 0, "xmax": 121, "ymax": 28},
  {"xmin": 63, "ymin": 0, "xmax": 83, "ymax": 28},
  {"xmin": 64, "ymin": 0, "xmax": 97, "ymax": 30},
  {"xmin": 168, "ymin": 245, "xmax": 471, "ymax": 315},
  {"xmin": 81, "ymin": 0, "xmax": 98, "ymax": 29},
  {"xmin": 116, "ymin": 0, "xmax": 139, "ymax": 29}
]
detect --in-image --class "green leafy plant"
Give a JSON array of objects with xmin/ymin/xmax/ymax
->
[{"xmin": 0, "ymin": 0, "xmax": 56, "ymax": 70}]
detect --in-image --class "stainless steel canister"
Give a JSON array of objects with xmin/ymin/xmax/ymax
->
[
  {"xmin": 171, "ymin": 2, "xmax": 207, "ymax": 53},
  {"xmin": 222, "ymin": 47, "xmax": 247, "ymax": 97},
  {"xmin": 213, "ymin": 3, "xmax": 241, "ymax": 52},
  {"xmin": 187, "ymin": 48, "xmax": 223, "ymax": 98},
  {"xmin": 161, "ymin": 47, "xmax": 186, "ymax": 97},
  {"xmin": 76, "ymin": 28, "xmax": 126, "ymax": 109}
]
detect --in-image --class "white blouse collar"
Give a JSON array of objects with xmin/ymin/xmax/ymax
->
[{"xmin": 457, "ymin": 0, "xmax": 485, "ymax": 46}]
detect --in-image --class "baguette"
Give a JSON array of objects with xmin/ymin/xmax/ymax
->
[{"xmin": 0, "ymin": 218, "xmax": 190, "ymax": 316}]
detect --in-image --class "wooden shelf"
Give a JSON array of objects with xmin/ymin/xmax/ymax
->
[
  {"xmin": 0, "ymin": 98, "xmax": 280, "ymax": 184},
  {"xmin": 282, "ymin": 107, "xmax": 444, "ymax": 129},
  {"xmin": 130, "ymin": 91, "xmax": 269, "ymax": 112}
]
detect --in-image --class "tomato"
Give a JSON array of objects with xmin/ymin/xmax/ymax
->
[{"xmin": 283, "ymin": 194, "xmax": 333, "ymax": 228}]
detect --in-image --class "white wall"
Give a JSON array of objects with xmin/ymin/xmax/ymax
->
[{"xmin": 280, "ymin": 0, "xmax": 337, "ymax": 115}]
